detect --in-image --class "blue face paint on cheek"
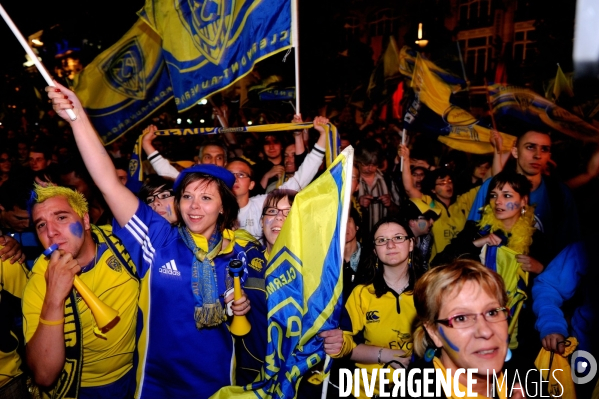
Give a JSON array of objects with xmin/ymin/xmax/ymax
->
[
  {"xmin": 438, "ymin": 326, "xmax": 459, "ymax": 352},
  {"xmin": 505, "ymin": 202, "xmax": 520, "ymax": 211},
  {"xmin": 166, "ymin": 204, "xmax": 172, "ymax": 216},
  {"xmin": 69, "ymin": 221, "xmax": 84, "ymax": 238}
]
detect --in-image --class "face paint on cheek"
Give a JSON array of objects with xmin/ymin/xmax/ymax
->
[
  {"xmin": 264, "ymin": 217, "xmax": 274, "ymax": 227},
  {"xmin": 166, "ymin": 204, "xmax": 172, "ymax": 216},
  {"xmin": 417, "ymin": 221, "xmax": 427, "ymax": 230},
  {"xmin": 505, "ymin": 202, "xmax": 520, "ymax": 211},
  {"xmin": 69, "ymin": 221, "xmax": 84, "ymax": 238},
  {"xmin": 438, "ymin": 326, "xmax": 460, "ymax": 352}
]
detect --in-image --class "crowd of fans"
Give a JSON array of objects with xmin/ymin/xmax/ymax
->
[{"xmin": 0, "ymin": 80, "xmax": 598, "ymax": 399}]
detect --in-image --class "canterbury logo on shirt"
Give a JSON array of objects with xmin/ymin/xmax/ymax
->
[
  {"xmin": 365, "ymin": 310, "xmax": 380, "ymax": 323},
  {"xmin": 158, "ymin": 260, "xmax": 181, "ymax": 276}
]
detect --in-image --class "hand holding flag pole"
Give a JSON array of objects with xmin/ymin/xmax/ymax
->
[
  {"xmin": 0, "ymin": 3, "xmax": 77, "ymax": 121},
  {"xmin": 400, "ymin": 129, "xmax": 407, "ymax": 172}
]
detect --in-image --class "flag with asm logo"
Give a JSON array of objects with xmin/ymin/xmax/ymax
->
[
  {"xmin": 139, "ymin": 0, "xmax": 292, "ymax": 111},
  {"xmin": 73, "ymin": 18, "xmax": 173, "ymax": 144},
  {"xmin": 210, "ymin": 147, "xmax": 354, "ymax": 399}
]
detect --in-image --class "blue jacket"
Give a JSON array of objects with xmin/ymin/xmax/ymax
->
[{"xmin": 532, "ymin": 240, "xmax": 596, "ymax": 354}]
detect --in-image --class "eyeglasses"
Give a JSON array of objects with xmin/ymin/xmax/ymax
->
[
  {"xmin": 262, "ymin": 207, "xmax": 291, "ymax": 217},
  {"xmin": 436, "ymin": 307, "xmax": 509, "ymax": 329},
  {"xmin": 373, "ymin": 235, "xmax": 410, "ymax": 246},
  {"xmin": 435, "ymin": 179, "xmax": 453, "ymax": 186},
  {"xmin": 146, "ymin": 190, "xmax": 174, "ymax": 204},
  {"xmin": 231, "ymin": 172, "xmax": 250, "ymax": 180}
]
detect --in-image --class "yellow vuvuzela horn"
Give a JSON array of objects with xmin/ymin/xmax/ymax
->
[
  {"xmin": 228, "ymin": 260, "xmax": 251, "ymax": 336},
  {"xmin": 44, "ymin": 244, "xmax": 120, "ymax": 332}
]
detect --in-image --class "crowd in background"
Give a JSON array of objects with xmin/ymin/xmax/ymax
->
[{"xmin": 1, "ymin": 86, "xmax": 599, "ymax": 398}]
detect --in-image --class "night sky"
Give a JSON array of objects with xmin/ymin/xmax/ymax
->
[{"xmin": 0, "ymin": 0, "xmax": 141, "ymax": 73}]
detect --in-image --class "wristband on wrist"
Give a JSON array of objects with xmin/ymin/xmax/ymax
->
[
  {"xmin": 39, "ymin": 317, "xmax": 64, "ymax": 326},
  {"xmin": 378, "ymin": 348, "xmax": 384, "ymax": 365},
  {"xmin": 148, "ymin": 152, "xmax": 161, "ymax": 161}
]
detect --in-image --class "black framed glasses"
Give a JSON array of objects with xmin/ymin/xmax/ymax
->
[
  {"xmin": 146, "ymin": 190, "xmax": 174, "ymax": 204},
  {"xmin": 436, "ymin": 307, "xmax": 509, "ymax": 329},
  {"xmin": 262, "ymin": 207, "xmax": 291, "ymax": 217},
  {"xmin": 373, "ymin": 235, "xmax": 410, "ymax": 246}
]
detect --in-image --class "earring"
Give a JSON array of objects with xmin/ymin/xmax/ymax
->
[
  {"xmin": 505, "ymin": 348, "xmax": 512, "ymax": 362},
  {"xmin": 520, "ymin": 206, "xmax": 526, "ymax": 216},
  {"xmin": 424, "ymin": 347, "xmax": 436, "ymax": 362}
]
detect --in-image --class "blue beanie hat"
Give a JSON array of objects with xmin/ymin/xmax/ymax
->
[{"xmin": 173, "ymin": 164, "xmax": 235, "ymax": 191}]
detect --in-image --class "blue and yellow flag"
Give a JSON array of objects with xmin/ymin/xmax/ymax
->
[
  {"xmin": 481, "ymin": 244, "xmax": 528, "ymax": 347},
  {"xmin": 405, "ymin": 55, "xmax": 516, "ymax": 154},
  {"xmin": 210, "ymin": 147, "xmax": 354, "ymax": 399},
  {"xmin": 73, "ymin": 18, "xmax": 173, "ymax": 145},
  {"xmin": 490, "ymin": 83, "xmax": 599, "ymax": 143},
  {"xmin": 139, "ymin": 0, "xmax": 292, "ymax": 112},
  {"xmin": 399, "ymin": 46, "xmax": 466, "ymax": 90}
]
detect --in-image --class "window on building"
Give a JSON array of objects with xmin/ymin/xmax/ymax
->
[
  {"xmin": 459, "ymin": 0, "xmax": 493, "ymax": 28},
  {"xmin": 513, "ymin": 28, "xmax": 535, "ymax": 65}
]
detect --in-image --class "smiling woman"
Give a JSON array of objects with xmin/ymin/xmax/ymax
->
[{"xmin": 45, "ymin": 82, "xmax": 266, "ymax": 399}]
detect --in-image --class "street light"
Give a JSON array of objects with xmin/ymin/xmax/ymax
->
[{"xmin": 415, "ymin": 23, "xmax": 428, "ymax": 48}]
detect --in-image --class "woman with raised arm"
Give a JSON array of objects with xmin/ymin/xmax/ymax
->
[{"xmin": 46, "ymin": 83, "xmax": 265, "ymax": 399}]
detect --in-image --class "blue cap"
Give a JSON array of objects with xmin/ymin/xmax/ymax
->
[{"xmin": 173, "ymin": 164, "xmax": 235, "ymax": 191}]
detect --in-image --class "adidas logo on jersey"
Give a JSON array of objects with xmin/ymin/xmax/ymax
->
[{"xmin": 158, "ymin": 260, "xmax": 181, "ymax": 276}]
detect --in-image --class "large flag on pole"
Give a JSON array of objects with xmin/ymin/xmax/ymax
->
[
  {"xmin": 210, "ymin": 146, "xmax": 353, "ymax": 399},
  {"xmin": 399, "ymin": 45, "xmax": 466, "ymax": 90},
  {"xmin": 489, "ymin": 83, "xmax": 599, "ymax": 143},
  {"xmin": 139, "ymin": 0, "xmax": 292, "ymax": 112},
  {"xmin": 405, "ymin": 53, "xmax": 516, "ymax": 154},
  {"xmin": 72, "ymin": 19, "xmax": 173, "ymax": 145}
]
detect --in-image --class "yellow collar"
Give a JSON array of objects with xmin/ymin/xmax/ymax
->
[{"xmin": 190, "ymin": 229, "xmax": 235, "ymax": 254}]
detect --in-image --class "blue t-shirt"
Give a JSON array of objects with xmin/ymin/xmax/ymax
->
[{"xmin": 113, "ymin": 200, "xmax": 264, "ymax": 398}]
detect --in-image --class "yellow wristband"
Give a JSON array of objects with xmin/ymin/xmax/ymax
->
[{"xmin": 39, "ymin": 317, "xmax": 64, "ymax": 326}]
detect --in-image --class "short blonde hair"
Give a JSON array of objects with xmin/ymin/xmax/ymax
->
[
  {"xmin": 32, "ymin": 184, "xmax": 89, "ymax": 218},
  {"xmin": 412, "ymin": 259, "xmax": 507, "ymax": 357}
]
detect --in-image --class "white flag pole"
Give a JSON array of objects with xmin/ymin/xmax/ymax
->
[
  {"xmin": 291, "ymin": 0, "xmax": 300, "ymax": 115},
  {"xmin": 0, "ymin": 3, "xmax": 77, "ymax": 121},
  {"xmin": 400, "ymin": 129, "xmax": 407, "ymax": 172}
]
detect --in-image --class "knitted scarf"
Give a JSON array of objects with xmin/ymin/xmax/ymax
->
[
  {"xmin": 178, "ymin": 226, "xmax": 226, "ymax": 329},
  {"xmin": 477, "ymin": 204, "xmax": 536, "ymax": 255}
]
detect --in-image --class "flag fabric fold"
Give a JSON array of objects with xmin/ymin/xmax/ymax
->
[
  {"xmin": 73, "ymin": 18, "xmax": 173, "ymax": 145},
  {"xmin": 489, "ymin": 83, "xmax": 599, "ymax": 143},
  {"xmin": 404, "ymin": 53, "xmax": 516, "ymax": 154},
  {"xmin": 139, "ymin": 0, "xmax": 292, "ymax": 112},
  {"xmin": 210, "ymin": 146, "xmax": 354, "ymax": 399}
]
